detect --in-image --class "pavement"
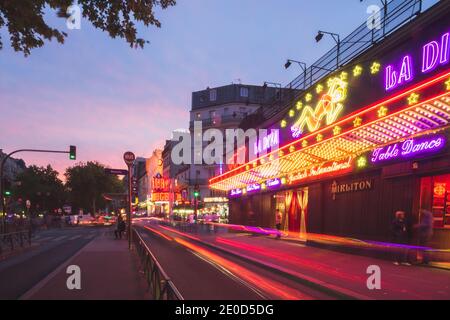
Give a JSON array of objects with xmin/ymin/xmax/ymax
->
[
  {"xmin": 0, "ymin": 226, "xmax": 149, "ymax": 300},
  {"xmin": 141, "ymin": 221, "xmax": 450, "ymax": 300}
]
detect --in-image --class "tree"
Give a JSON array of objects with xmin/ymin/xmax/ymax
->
[
  {"xmin": 0, "ymin": 0, "xmax": 176, "ymax": 56},
  {"xmin": 65, "ymin": 161, "xmax": 123, "ymax": 215},
  {"xmin": 13, "ymin": 165, "xmax": 66, "ymax": 214}
]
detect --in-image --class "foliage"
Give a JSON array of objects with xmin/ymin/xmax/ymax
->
[{"xmin": 0, "ymin": 0, "xmax": 176, "ymax": 56}]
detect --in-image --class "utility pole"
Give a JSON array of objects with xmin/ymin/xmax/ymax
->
[{"xmin": 123, "ymin": 151, "xmax": 136, "ymax": 249}]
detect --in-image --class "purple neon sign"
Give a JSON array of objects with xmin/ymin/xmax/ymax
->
[
  {"xmin": 246, "ymin": 183, "xmax": 261, "ymax": 193},
  {"xmin": 266, "ymin": 178, "xmax": 281, "ymax": 189},
  {"xmin": 385, "ymin": 30, "xmax": 449, "ymax": 91},
  {"xmin": 370, "ymin": 135, "xmax": 446, "ymax": 163}
]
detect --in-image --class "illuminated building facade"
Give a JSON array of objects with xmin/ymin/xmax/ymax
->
[{"xmin": 209, "ymin": 2, "xmax": 450, "ymax": 248}]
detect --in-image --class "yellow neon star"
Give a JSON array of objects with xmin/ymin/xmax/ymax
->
[
  {"xmin": 316, "ymin": 84, "xmax": 324, "ymax": 94},
  {"xmin": 281, "ymin": 119, "xmax": 287, "ymax": 128},
  {"xmin": 289, "ymin": 145, "xmax": 296, "ymax": 153},
  {"xmin": 407, "ymin": 93, "xmax": 420, "ymax": 105},
  {"xmin": 289, "ymin": 109, "xmax": 295, "ymax": 118},
  {"xmin": 327, "ymin": 78, "xmax": 334, "ymax": 87},
  {"xmin": 305, "ymin": 93, "xmax": 313, "ymax": 102},
  {"xmin": 246, "ymin": 165, "xmax": 250, "ymax": 170},
  {"xmin": 371, "ymin": 62, "xmax": 381, "ymax": 74},
  {"xmin": 302, "ymin": 140, "xmax": 308, "ymax": 148},
  {"xmin": 353, "ymin": 65, "xmax": 363, "ymax": 77},
  {"xmin": 278, "ymin": 150, "xmax": 284, "ymax": 157},
  {"xmin": 377, "ymin": 106, "xmax": 388, "ymax": 118},
  {"xmin": 445, "ymin": 78, "xmax": 450, "ymax": 90},
  {"xmin": 353, "ymin": 117, "xmax": 362, "ymax": 127},
  {"xmin": 333, "ymin": 126, "xmax": 342, "ymax": 135},
  {"xmin": 296, "ymin": 101, "xmax": 303, "ymax": 110},
  {"xmin": 357, "ymin": 156, "xmax": 367, "ymax": 168},
  {"xmin": 316, "ymin": 134, "xmax": 323, "ymax": 142},
  {"xmin": 261, "ymin": 183, "xmax": 266, "ymax": 190},
  {"xmin": 340, "ymin": 72, "xmax": 348, "ymax": 81}
]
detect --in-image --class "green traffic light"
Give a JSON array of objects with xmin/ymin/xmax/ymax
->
[
  {"xmin": 4, "ymin": 191, "xmax": 11, "ymax": 196},
  {"xmin": 194, "ymin": 191, "xmax": 199, "ymax": 198},
  {"xmin": 69, "ymin": 145, "xmax": 76, "ymax": 160}
]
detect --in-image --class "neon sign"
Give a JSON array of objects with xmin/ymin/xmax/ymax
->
[
  {"xmin": 288, "ymin": 157, "xmax": 353, "ymax": 183},
  {"xmin": 370, "ymin": 135, "xmax": 446, "ymax": 163},
  {"xmin": 385, "ymin": 30, "xmax": 450, "ymax": 91},
  {"xmin": 246, "ymin": 183, "xmax": 261, "ymax": 193},
  {"xmin": 266, "ymin": 178, "xmax": 281, "ymax": 189},
  {"xmin": 230, "ymin": 189, "xmax": 242, "ymax": 197},
  {"xmin": 291, "ymin": 77, "xmax": 348, "ymax": 138}
]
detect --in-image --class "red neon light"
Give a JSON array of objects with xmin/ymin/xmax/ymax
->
[{"xmin": 210, "ymin": 69, "xmax": 450, "ymax": 185}]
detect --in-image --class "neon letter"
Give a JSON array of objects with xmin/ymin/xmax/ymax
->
[{"xmin": 422, "ymin": 40, "xmax": 439, "ymax": 73}]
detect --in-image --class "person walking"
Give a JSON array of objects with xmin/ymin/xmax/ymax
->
[
  {"xmin": 416, "ymin": 209, "xmax": 434, "ymax": 264},
  {"xmin": 391, "ymin": 210, "xmax": 410, "ymax": 265},
  {"xmin": 275, "ymin": 209, "xmax": 282, "ymax": 239},
  {"xmin": 115, "ymin": 215, "xmax": 126, "ymax": 240}
]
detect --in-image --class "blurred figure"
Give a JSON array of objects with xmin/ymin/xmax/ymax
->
[
  {"xmin": 391, "ymin": 210, "xmax": 410, "ymax": 265},
  {"xmin": 115, "ymin": 215, "xmax": 125, "ymax": 239},
  {"xmin": 416, "ymin": 209, "xmax": 434, "ymax": 264},
  {"xmin": 275, "ymin": 209, "xmax": 282, "ymax": 239}
]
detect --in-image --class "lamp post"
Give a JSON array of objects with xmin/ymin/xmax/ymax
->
[
  {"xmin": 1, "ymin": 147, "xmax": 76, "ymax": 231},
  {"xmin": 285, "ymin": 59, "xmax": 308, "ymax": 89},
  {"xmin": 315, "ymin": 30, "xmax": 341, "ymax": 68}
]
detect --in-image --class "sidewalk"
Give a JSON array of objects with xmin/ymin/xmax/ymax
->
[
  {"xmin": 154, "ymin": 223, "xmax": 450, "ymax": 300},
  {"xmin": 22, "ymin": 234, "xmax": 149, "ymax": 300}
]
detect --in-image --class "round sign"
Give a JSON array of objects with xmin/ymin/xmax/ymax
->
[{"xmin": 123, "ymin": 151, "xmax": 136, "ymax": 166}]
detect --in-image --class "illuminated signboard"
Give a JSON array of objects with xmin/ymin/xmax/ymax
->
[
  {"xmin": 290, "ymin": 77, "xmax": 348, "ymax": 138},
  {"xmin": 370, "ymin": 135, "xmax": 446, "ymax": 164},
  {"xmin": 151, "ymin": 192, "xmax": 181, "ymax": 202},
  {"xmin": 288, "ymin": 157, "xmax": 354, "ymax": 183},
  {"xmin": 266, "ymin": 178, "xmax": 281, "ymax": 189},
  {"xmin": 229, "ymin": 189, "xmax": 243, "ymax": 197},
  {"xmin": 246, "ymin": 183, "xmax": 261, "ymax": 193},
  {"xmin": 152, "ymin": 173, "xmax": 170, "ymax": 192},
  {"xmin": 385, "ymin": 31, "xmax": 449, "ymax": 91},
  {"xmin": 253, "ymin": 130, "xmax": 279, "ymax": 156}
]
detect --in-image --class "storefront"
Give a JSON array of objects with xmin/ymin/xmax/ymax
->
[{"xmin": 210, "ymin": 8, "xmax": 450, "ymax": 248}]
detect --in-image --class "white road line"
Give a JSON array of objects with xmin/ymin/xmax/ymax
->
[
  {"xmin": 51, "ymin": 236, "xmax": 68, "ymax": 242},
  {"xmin": 68, "ymin": 235, "xmax": 82, "ymax": 240}
]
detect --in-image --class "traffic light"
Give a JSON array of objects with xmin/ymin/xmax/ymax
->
[
  {"xmin": 69, "ymin": 145, "xmax": 76, "ymax": 160},
  {"xmin": 4, "ymin": 191, "xmax": 11, "ymax": 197},
  {"xmin": 193, "ymin": 190, "xmax": 199, "ymax": 198}
]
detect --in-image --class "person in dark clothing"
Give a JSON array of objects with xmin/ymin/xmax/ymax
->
[
  {"xmin": 391, "ymin": 210, "xmax": 410, "ymax": 265},
  {"xmin": 115, "ymin": 215, "xmax": 126, "ymax": 239},
  {"xmin": 275, "ymin": 209, "xmax": 282, "ymax": 239}
]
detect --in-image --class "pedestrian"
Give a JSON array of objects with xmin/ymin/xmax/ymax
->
[
  {"xmin": 415, "ymin": 209, "xmax": 434, "ymax": 264},
  {"xmin": 391, "ymin": 210, "xmax": 410, "ymax": 265},
  {"xmin": 275, "ymin": 209, "xmax": 282, "ymax": 239},
  {"xmin": 115, "ymin": 215, "xmax": 126, "ymax": 240}
]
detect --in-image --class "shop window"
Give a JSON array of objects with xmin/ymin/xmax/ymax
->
[{"xmin": 420, "ymin": 174, "xmax": 450, "ymax": 228}]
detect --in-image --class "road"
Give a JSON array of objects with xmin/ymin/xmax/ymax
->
[
  {"xmin": 134, "ymin": 221, "xmax": 334, "ymax": 300},
  {"xmin": 0, "ymin": 226, "xmax": 108, "ymax": 300}
]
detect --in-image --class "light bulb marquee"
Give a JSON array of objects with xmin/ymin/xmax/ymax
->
[{"xmin": 210, "ymin": 27, "xmax": 450, "ymax": 194}]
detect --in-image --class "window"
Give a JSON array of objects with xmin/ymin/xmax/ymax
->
[
  {"xmin": 240, "ymin": 87, "xmax": 249, "ymax": 97},
  {"xmin": 210, "ymin": 89, "xmax": 217, "ymax": 101}
]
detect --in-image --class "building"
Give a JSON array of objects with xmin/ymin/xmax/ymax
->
[
  {"xmin": 209, "ymin": 0, "xmax": 450, "ymax": 248},
  {"xmin": 187, "ymin": 83, "xmax": 298, "ymax": 218}
]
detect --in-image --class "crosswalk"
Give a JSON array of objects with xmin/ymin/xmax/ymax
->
[{"xmin": 32, "ymin": 230, "xmax": 113, "ymax": 243}]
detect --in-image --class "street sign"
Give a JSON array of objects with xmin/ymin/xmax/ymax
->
[
  {"xmin": 105, "ymin": 168, "xmax": 129, "ymax": 176},
  {"xmin": 123, "ymin": 152, "xmax": 136, "ymax": 166}
]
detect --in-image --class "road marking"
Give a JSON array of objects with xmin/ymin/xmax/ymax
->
[{"xmin": 68, "ymin": 235, "xmax": 82, "ymax": 241}]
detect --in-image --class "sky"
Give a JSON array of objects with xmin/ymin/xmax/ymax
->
[{"xmin": 0, "ymin": 0, "xmax": 439, "ymax": 177}]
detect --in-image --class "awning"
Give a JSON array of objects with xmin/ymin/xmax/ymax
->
[{"xmin": 210, "ymin": 71, "xmax": 450, "ymax": 191}]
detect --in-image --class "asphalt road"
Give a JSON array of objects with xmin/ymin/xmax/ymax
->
[
  {"xmin": 135, "ymin": 223, "xmax": 332, "ymax": 300},
  {"xmin": 0, "ymin": 226, "xmax": 109, "ymax": 300}
]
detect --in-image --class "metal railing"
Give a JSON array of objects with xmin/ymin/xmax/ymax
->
[
  {"xmin": 132, "ymin": 228, "xmax": 183, "ymax": 300},
  {"xmin": 260, "ymin": 0, "xmax": 423, "ymax": 120},
  {"xmin": 0, "ymin": 230, "xmax": 32, "ymax": 256}
]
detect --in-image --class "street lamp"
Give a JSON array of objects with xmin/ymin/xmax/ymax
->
[{"xmin": 284, "ymin": 59, "xmax": 308, "ymax": 89}]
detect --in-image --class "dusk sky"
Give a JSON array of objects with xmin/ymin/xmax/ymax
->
[{"xmin": 0, "ymin": 0, "xmax": 438, "ymax": 177}]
